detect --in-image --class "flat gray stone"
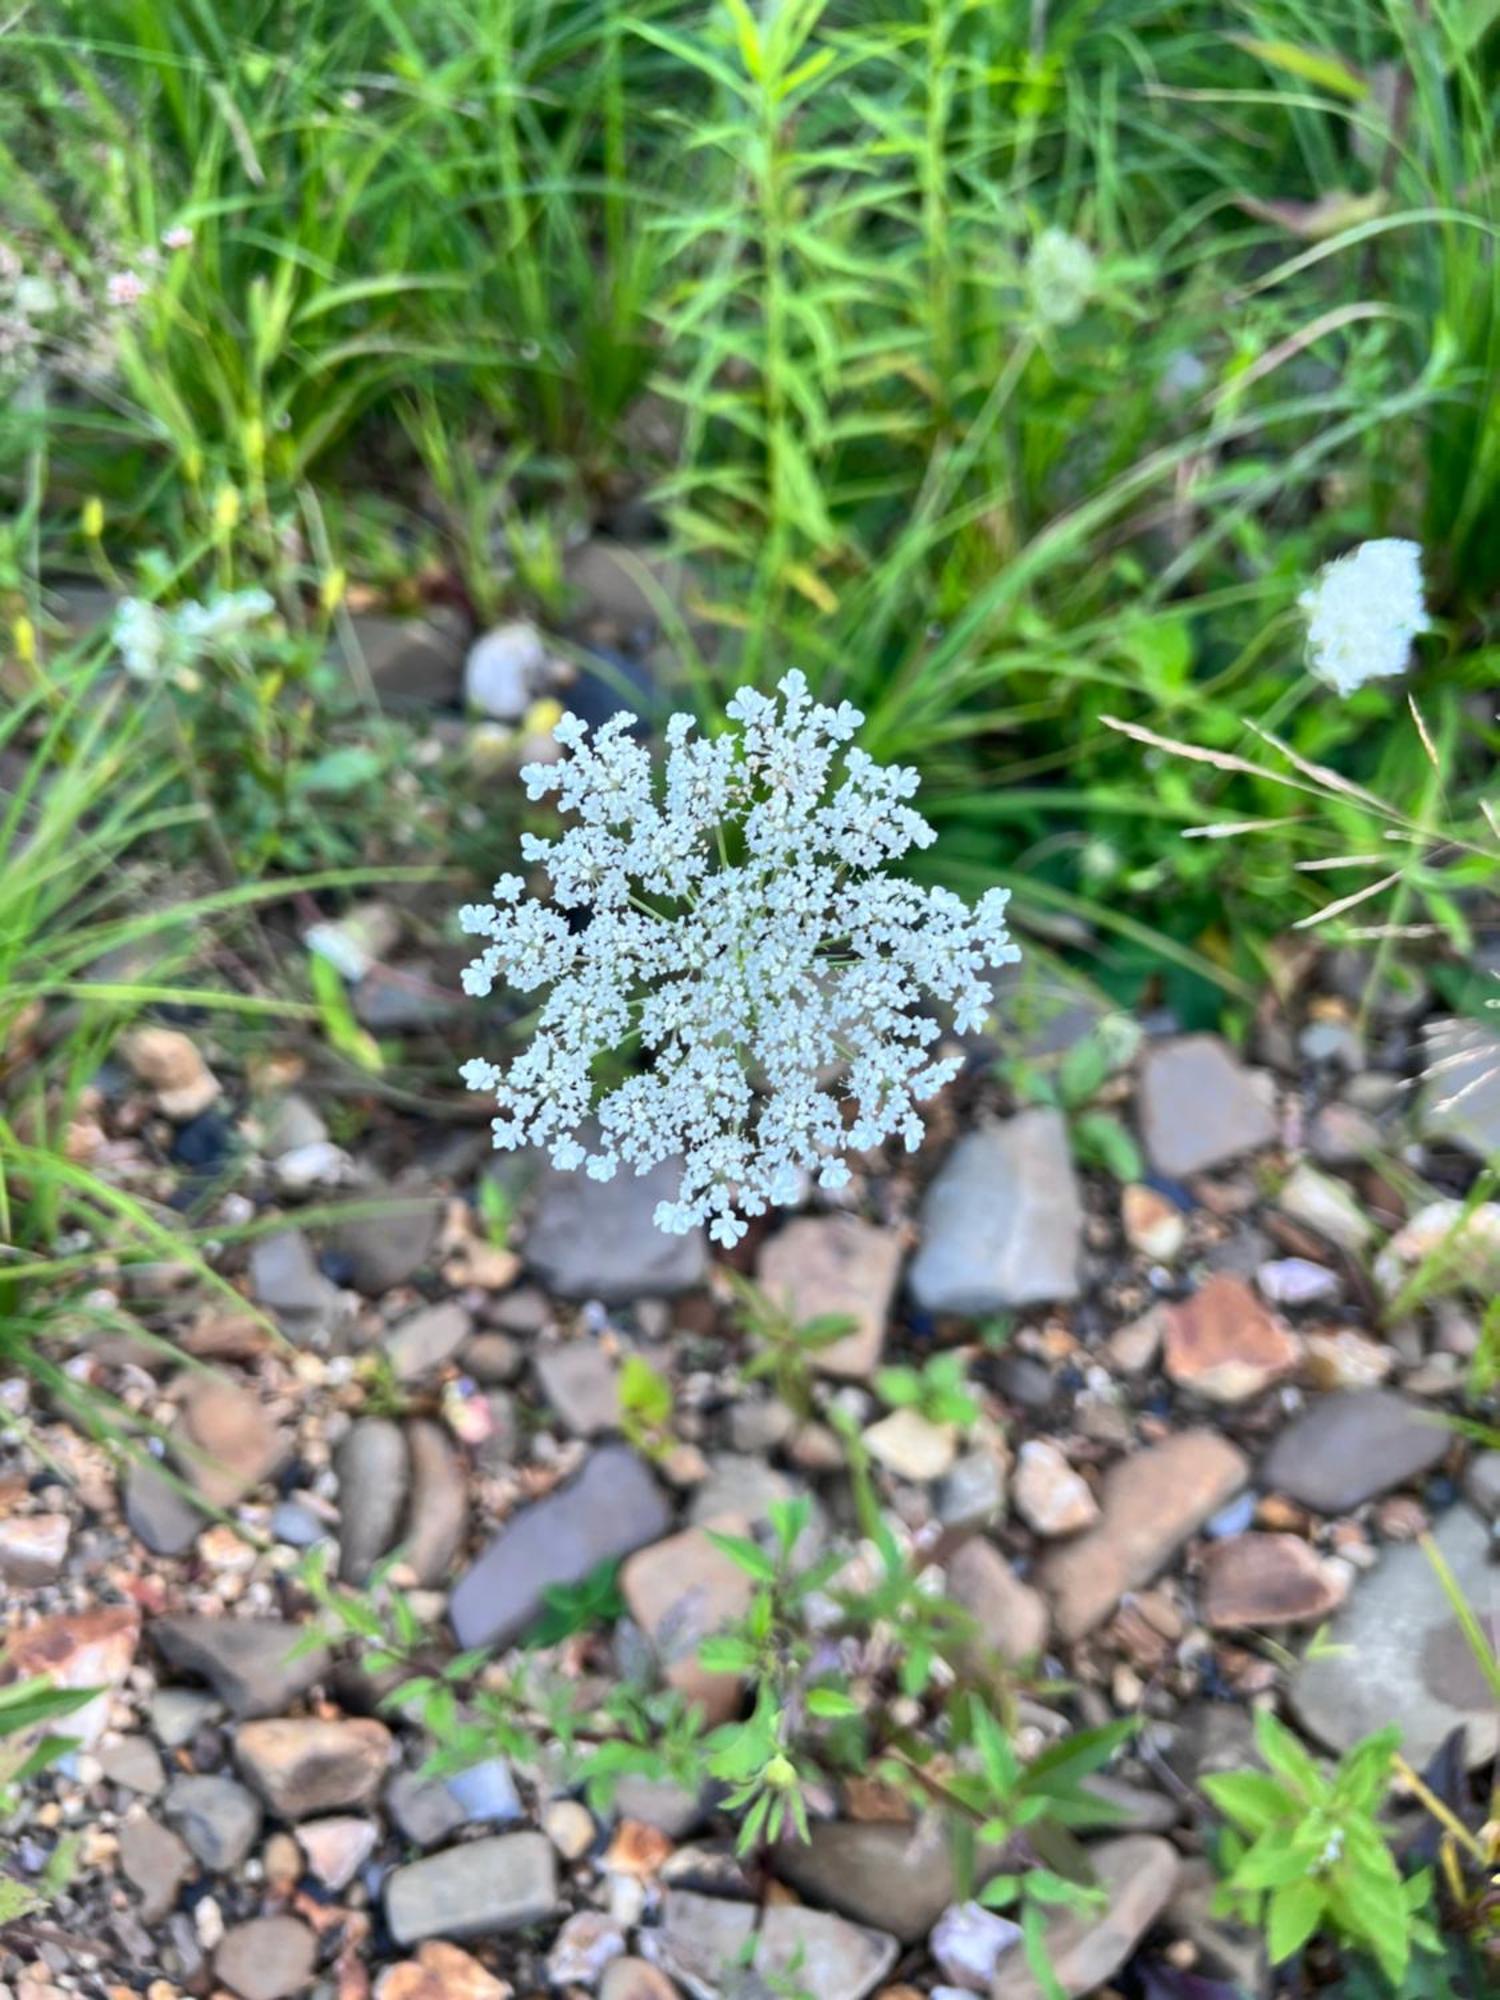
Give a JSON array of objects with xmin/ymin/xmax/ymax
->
[
  {"xmin": 1137, "ymin": 1035, "xmax": 1277, "ymax": 1177},
  {"xmin": 1418, "ymin": 1020, "xmax": 1500, "ymax": 1159},
  {"xmin": 1290, "ymin": 1505, "xmax": 1500, "ymax": 1769},
  {"xmin": 337, "ymin": 1418, "xmax": 410, "ymax": 1584},
  {"xmin": 1259, "ymin": 1389, "xmax": 1448, "ymax": 1513},
  {"xmin": 991, "ymin": 1836, "xmax": 1180, "ymax": 2000},
  {"xmin": 330, "ymin": 1194, "xmax": 443, "ymax": 1294},
  {"xmin": 535, "ymin": 1341, "xmax": 621, "ymax": 1437},
  {"xmin": 645, "ymin": 1890, "xmax": 757, "ymax": 2000},
  {"xmin": 756, "ymin": 1905, "xmax": 896, "ymax": 2000},
  {"xmin": 773, "ymin": 1818, "xmax": 956, "ymax": 1943},
  {"xmin": 449, "ymin": 1445, "xmax": 672, "ymax": 1650},
  {"xmin": 164, "ymin": 1774, "xmax": 263, "ymax": 1871},
  {"xmin": 386, "ymin": 1768, "xmax": 466, "ymax": 1849},
  {"xmin": 908, "ymin": 1111, "xmax": 1082, "ymax": 1315},
  {"xmin": 249, "ymin": 1229, "xmax": 338, "ymax": 1319},
  {"xmin": 152, "ymin": 1616, "xmax": 330, "ymax": 1719},
  {"xmin": 214, "ymin": 1916, "xmax": 317, "ymax": 2000},
  {"xmin": 384, "ymin": 1831, "xmax": 557, "ymax": 1944},
  {"xmin": 124, "ymin": 1460, "xmax": 203, "ymax": 1557},
  {"xmin": 385, "ymin": 1301, "xmax": 472, "ymax": 1382},
  {"xmin": 348, "ymin": 609, "xmax": 466, "ymax": 709},
  {"xmin": 525, "ymin": 1155, "xmax": 706, "ymax": 1302}
]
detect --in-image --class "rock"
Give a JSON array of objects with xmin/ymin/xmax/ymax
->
[
  {"xmin": 931, "ymin": 1901, "xmax": 1022, "ymax": 1991},
  {"xmin": 177, "ymin": 1375, "xmax": 287, "ymax": 1508},
  {"xmin": 1301, "ymin": 1328, "xmax": 1392, "ymax": 1391},
  {"xmin": 0, "ymin": 1513, "xmax": 70, "ymax": 1584},
  {"xmin": 463, "ymin": 1330, "xmax": 524, "ymax": 1382},
  {"xmin": 937, "ymin": 1445, "xmax": 1008, "ymax": 1534},
  {"xmin": 565, "ymin": 539, "xmax": 685, "ymax": 641},
  {"xmin": 535, "ymin": 1340, "xmax": 622, "ymax": 1437},
  {"xmin": 445, "ymin": 1757, "xmax": 523, "ymax": 1825},
  {"xmin": 350, "ymin": 609, "xmax": 467, "ymax": 709},
  {"xmin": 385, "ymin": 1769, "xmax": 467, "ymax": 1849},
  {"xmin": 1277, "ymin": 1162, "xmax": 1374, "ymax": 1255},
  {"xmin": 600, "ymin": 1962, "xmax": 680, "ymax": 2000},
  {"xmin": 273, "ymin": 1139, "xmax": 355, "ymax": 1192},
  {"xmin": 1256, "ymin": 1257, "xmax": 1340, "ymax": 1307},
  {"xmin": 525, "ymin": 1153, "xmax": 707, "ymax": 1302},
  {"xmin": 214, "ymin": 1916, "xmax": 317, "ymax": 2000},
  {"xmin": 164, "ymin": 1775, "xmax": 263, "ymax": 1871},
  {"xmin": 384, "ymin": 1301, "xmax": 472, "ymax": 1382},
  {"xmin": 755, "ymin": 1216, "xmax": 904, "ymax": 1379},
  {"xmin": 1200, "ymin": 1533, "xmax": 1346, "ymax": 1629},
  {"xmin": 330, "ymin": 1195, "xmax": 444, "ymax": 1294},
  {"xmin": 272, "ymin": 1499, "xmax": 329, "ymax": 1549},
  {"xmin": 774, "ymin": 1817, "xmax": 957, "ymax": 1943},
  {"xmin": 864, "ymin": 1406, "xmax": 959, "ymax": 1483},
  {"xmin": 2, "ymin": 1605, "xmax": 139, "ymax": 1749},
  {"xmin": 689, "ymin": 1455, "xmax": 799, "ymax": 1535},
  {"xmin": 646, "ymin": 1889, "xmax": 756, "ymax": 1999},
  {"xmin": 262, "ymin": 1093, "xmax": 329, "ymax": 1155},
  {"xmin": 1041, "ymin": 1432, "xmax": 1249, "ymax": 1640},
  {"xmin": 1106, "ymin": 1308, "xmax": 1166, "ymax": 1375},
  {"xmin": 1137, "ymin": 1036, "xmax": 1276, "ymax": 1178},
  {"xmin": 1375, "ymin": 1200, "xmax": 1500, "ymax": 1298},
  {"xmin": 119, "ymin": 1816, "xmax": 193, "ymax": 1921},
  {"xmin": 150, "ymin": 1687, "xmax": 220, "ymax": 1749},
  {"xmin": 1165, "ymin": 1859, "xmax": 1270, "ymax": 1999},
  {"xmin": 234, "ymin": 1717, "xmax": 392, "ymax": 1819},
  {"xmin": 465, "ymin": 620, "xmax": 547, "ymax": 720},
  {"xmin": 375, "ymin": 1942, "xmax": 511, "ymax": 2000},
  {"xmin": 548, "ymin": 1911, "xmax": 629, "ymax": 1986},
  {"xmin": 990, "ymin": 1835, "xmax": 1180, "ymax": 2000},
  {"xmin": 1418, "ymin": 1019, "xmax": 1500, "ymax": 1159},
  {"xmin": 152, "ymin": 1616, "xmax": 329, "ymax": 1718},
  {"xmin": 908, "ymin": 1113, "xmax": 1082, "ymax": 1314},
  {"xmin": 612, "ymin": 1773, "xmax": 706, "ymax": 1839},
  {"xmin": 100, "ymin": 1734, "xmax": 166, "ymax": 1795},
  {"xmin": 1260, "ymin": 1389, "xmax": 1449, "ymax": 1513},
  {"xmin": 337, "ymin": 1418, "xmax": 410, "ymax": 1583},
  {"xmin": 543, "ymin": 1799, "xmax": 596, "ymax": 1861},
  {"xmin": 1013, "ymin": 1441, "xmax": 1098, "ymax": 1537},
  {"xmin": 1291, "ymin": 1504, "xmax": 1499, "ymax": 1768},
  {"xmin": 384, "ymin": 1831, "xmax": 557, "ymax": 1945},
  {"xmin": 621, "ymin": 1528, "xmax": 755, "ymax": 1724},
  {"xmin": 757, "ymin": 1905, "xmax": 897, "ymax": 2000},
  {"xmin": 947, "ymin": 1538, "xmax": 1049, "ymax": 1664},
  {"xmin": 1309, "ymin": 1101, "xmax": 1381, "ymax": 1166},
  {"xmin": 1464, "ymin": 1452, "xmax": 1500, "ymax": 1519},
  {"xmin": 450, "ymin": 1444, "xmax": 671, "ymax": 1650},
  {"xmin": 403, "ymin": 1420, "xmax": 467, "ymax": 1586},
  {"xmin": 296, "ymin": 1815, "xmax": 378, "ymax": 1891},
  {"xmin": 1162, "ymin": 1275, "xmax": 1299, "ymax": 1404},
  {"xmin": 249, "ymin": 1230, "xmax": 338, "ymax": 1321},
  {"xmin": 124, "ymin": 1459, "xmax": 203, "ymax": 1555},
  {"xmin": 1121, "ymin": 1186, "xmax": 1186, "ymax": 1262},
  {"xmin": 122, "ymin": 1026, "xmax": 221, "ymax": 1120}
]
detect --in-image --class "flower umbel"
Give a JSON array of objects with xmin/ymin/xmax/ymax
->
[
  {"xmin": 459, "ymin": 673, "xmax": 1018, "ymax": 1245},
  {"xmin": 1299, "ymin": 538, "xmax": 1428, "ymax": 695}
]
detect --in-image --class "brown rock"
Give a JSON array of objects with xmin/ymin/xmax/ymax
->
[
  {"xmin": 1301, "ymin": 1329, "xmax": 1392, "ymax": 1392},
  {"xmin": 1163, "ymin": 1274, "xmax": 1299, "ymax": 1403},
  {"xmin": 234, "ymin": 1718, "xmax": 393, "ymax": 1820},
  {"xmin": 297, "ymin": 1815, "xmax": 379, "ymax": 1892},
  {"xmin": 1200, "ymin": 1533, "xmax": 1346, "ymax": 1629},
  {"xmin": 755, "ymin": 1215, "xmax": 903, "ymax": 1380},
  {"xmin": 215, "ymin": 1916, "xmax": 317, "ymax": 2000},
  {"xmin": 402, "ymin": 1421, "xmax": 467, "ymax": 1587},
  {"xmin": 620, "ymin": 1529, "xmax": 754, "ymax": 1724},
  {"xmin": 178, "ymin": 1375, "xmax": 287, "ymax": 1508},
  {"xmin": 1122, "ymin": 1185, "xmax": 1186, "ymax": 1261},
  {"xmin": 122, "ymin": 1025, "xmax": 221, "ymax": 1120},
  {"xmin": 0, "ymin": 1514, "xmax": 70, "ymax": 1585},
  {"xmin": 947, "ymin": 1537, "xmax": 1049, "ymax": 1663},
  {"xmin": 3, "ymin": 1605, "xmax": 139, "ymax": 1748},
  {"xmin": 599, "ymin": 1962, "xmax": 679, "ymax": 2000},
  {"xmin": 1013, "ymin": 1440, "xmax": 1098, "ymax": 1537},
  {"xmin": 1041, "ymin": 1431, "xmax": 1249, "ymax": 1640},
  {"xmin": 1106, "ymin": 1307, "xmax": 1166, "ymax": 1375},
  {"xmin": 375, "ymin": 1944, "xmax": 512, "ymax": 2000}
]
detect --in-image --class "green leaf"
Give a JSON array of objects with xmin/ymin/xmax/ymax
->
[
  {"xmin": 1267, "ymin": 1876, "xmax": 1325, "ymax": 1962},
  {"xmin": 1071, "ymin": 1109, "xmax": 1145, "ymax": 1183},
  {"xmin": 704, "ymin": 1530, "xmax": 777, "ymax": 1583},
  {"xmin": 1253, "ymin": 1710, "xmax": 1325, "ymax": 1800},
  {"xmin": 1201, "ymin": 1771, "xmax": 1294, "ymax": 1837},
  {"xmin": 1229, "ymin": 36, "xmax": 1368, "ymax": 99},
  {"xmin": 805, "ymin": 1687, "xmax": 861, "ymax": 1719}
]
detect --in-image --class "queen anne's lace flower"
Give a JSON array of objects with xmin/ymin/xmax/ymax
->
[
  {"xmin": 1299, "ymin": 539, "xmax": 1427, "ymax": 695},
  {"xmin": 460, "ymin": 672, "xmax": 1018, "ymax": 1246}
]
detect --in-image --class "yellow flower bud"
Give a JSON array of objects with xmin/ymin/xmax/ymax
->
[
  {"xmin": 320, "ymin": 566, "xmax": 347, "ymax": 613},
  {"xmin": 81, "ymin": 497, "xmax": 105, "ymax": 540},
  {"xmin": 12, "ymin": 616, "xmax": 35, "ymax": 666},
  {"xmin": 213, "ymin": 484, "xmax": 242, "ymax": 533}
]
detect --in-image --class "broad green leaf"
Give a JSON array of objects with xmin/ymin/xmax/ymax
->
[
  {"xmin": 1267, "ymin": 1876, "xmax": 1325, "ymax": 1962},
  {"xmin": 1230, "ymin": 36, "xmax": 1369, "ymax": 100}
]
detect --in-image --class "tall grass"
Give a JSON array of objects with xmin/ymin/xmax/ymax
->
[{"xmin": 1, "ymin": 0, "xmax": 1495, "ymax": 1013}]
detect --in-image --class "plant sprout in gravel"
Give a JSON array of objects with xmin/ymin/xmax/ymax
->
[{"xmin": 459, "ymin": 671, "xmax": 1018, "ymax": 1245}]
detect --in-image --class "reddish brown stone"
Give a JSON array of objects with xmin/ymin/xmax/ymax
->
[
  {"xmin": 1200, "ymin": 1533, "xmax": 1346, "ymax": 1630},
  {"xmin": 1163, "ymin": 1274, "xmax": 1299, "ymax": 1403}
]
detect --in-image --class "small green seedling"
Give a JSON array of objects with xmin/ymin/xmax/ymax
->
[{"xmin": 874, "ymin": 1350, "xmax": 980, "ymax": 1429}]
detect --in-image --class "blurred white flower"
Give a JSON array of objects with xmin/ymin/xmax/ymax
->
[
  {"xmin": 112, "ymin": 588, "xmax": 275, "ymax": 685},
  {"xmin": 459, "ymin": 672, "xmax": 1019, "ymax": 1245},
  {"xmin": 1300, "ymin": 539, "xmax": 1428, "ymax": 694},
  {"xmin": 1027, "ymin": 228, "xmax": 1097, "ymax": 328},
  {"xmin": 162, "ymin": 225, "xmax": 195, "ymax": 252},
  {"xmin": 105, "ymin": 269, "xmax": 148, "ymax": 307}
]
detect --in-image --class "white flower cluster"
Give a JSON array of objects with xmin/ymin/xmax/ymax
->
[
  {"xmin": 460, "ymin": 672, "xmax": 1018, "ymax": 1245},
  {"xmin": 1300, "ymin": 538, "xmax": 1427, "ymax": 695},
  {"xmin": 1027, "ymin": 227, "xmax": 1097, "ymax": 328},
  {"xmin": 112, "ymin": 588, "xmax": 276, "ymax": 688}
]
